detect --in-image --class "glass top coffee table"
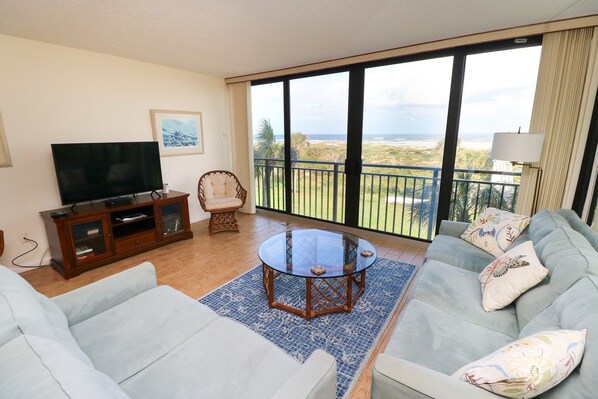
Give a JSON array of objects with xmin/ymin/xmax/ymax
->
[{"xmin": 258, "ymin": 229, "xmax": 377, "ymax": 320}]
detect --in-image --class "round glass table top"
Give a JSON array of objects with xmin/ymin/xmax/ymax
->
[{"xmin": 258, "ymin": 229, "xmax": 377, "ymax": 278}]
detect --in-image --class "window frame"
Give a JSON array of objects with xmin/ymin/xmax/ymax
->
[{"xmin": 572, "ymin": 86, "xmax": 598, "ymax": 224}]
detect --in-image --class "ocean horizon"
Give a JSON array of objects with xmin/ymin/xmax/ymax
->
[
  {"xmin": 275, "ymin": 133, "xmax": 491, "ymax": 141},
  {"xmin": 271, "ymin": 133, "xmax": 492, "ymax": 149}
]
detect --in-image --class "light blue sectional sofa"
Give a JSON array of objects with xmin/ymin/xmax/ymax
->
[
  {"xmin": 372, "ymin": 209, "xmax": 598, "ymax": 399},
  {"xmin": 0, "ymin": 262, "xmax": 337, "ymax": 398}
]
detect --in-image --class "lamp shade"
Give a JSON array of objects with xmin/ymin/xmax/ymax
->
[{"xmin": 490, "ymin": 132, "xmax": 544, "ymax": 162}]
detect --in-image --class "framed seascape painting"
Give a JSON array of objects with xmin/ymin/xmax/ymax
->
[
  {"xmin": 150, "ymin": 110, "xmax": 204, "ymax": 156},
  {"xmin": 0, "ymin": 112, "xmax": 12, "ymax": 167}
]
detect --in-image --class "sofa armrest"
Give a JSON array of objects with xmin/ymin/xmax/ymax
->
[
  {"xmin": 438, "ymin": 220, "xmax": 470, "ymax": 238},
  {"xmin": 271, "ymin": 349, "xmax": 337, "ymax": 399},
  {"xmin": 51, "ymin": 262, "xmax": 157, "ymax": 326},
  {"xmin": 371, "ymin": 354, "xmax": 500, "ymax": 399}
]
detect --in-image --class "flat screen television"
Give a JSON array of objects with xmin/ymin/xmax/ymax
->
[{"xmin": 51, "ymin": 141, "xmax": 163, "ymax": 205}]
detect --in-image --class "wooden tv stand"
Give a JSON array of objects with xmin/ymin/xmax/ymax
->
[{"xmin": 40, "ymin": 190, "xmax": 193, "ymax": 279}]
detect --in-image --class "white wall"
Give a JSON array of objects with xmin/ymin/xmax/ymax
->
[{"xmin": 0, "ymin": 35, "xmax": 231, "ymax": 270}]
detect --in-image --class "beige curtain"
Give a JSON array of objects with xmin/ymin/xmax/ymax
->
[
  {"xmin": 228, "ymin": 81, "xmax": 256, "ymax": 214},
  {"xmin": 516, "ymin": 27, "xmax": 596, "ymax": 215}
]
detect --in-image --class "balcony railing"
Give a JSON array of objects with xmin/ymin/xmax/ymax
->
[{"xmin": 254, "ymin": 157, "xmax": 521, "ymax": 240}]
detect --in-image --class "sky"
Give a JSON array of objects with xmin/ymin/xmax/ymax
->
[{"xmin": 251, "ymin": 46, "xmax": 542, "ymax": 141}]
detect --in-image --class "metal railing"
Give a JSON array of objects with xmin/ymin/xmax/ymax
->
[{"xmin": 254, "ymin": 157, "xmax": 521, "ymax": 240}]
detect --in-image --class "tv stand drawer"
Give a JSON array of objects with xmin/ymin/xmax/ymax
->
[{"xmin": 115, "ymin": 231, "xmax": 157, "ymax": 253}]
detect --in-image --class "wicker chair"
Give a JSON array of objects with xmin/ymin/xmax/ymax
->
[{"xmin": 197, "ymin": 170, "xmax": 247, "ymax": 235}]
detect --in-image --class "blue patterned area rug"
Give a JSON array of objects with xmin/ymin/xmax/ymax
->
[{"xmin": 199, "ymin": 258, "xmax": 416, "ymax": 398}]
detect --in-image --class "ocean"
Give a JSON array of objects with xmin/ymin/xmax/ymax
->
[{"xmin": 272, "ymin": 133, "xmax": 492, "ymax": 149}]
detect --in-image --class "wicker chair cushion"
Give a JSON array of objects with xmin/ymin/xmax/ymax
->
[
  {"xmin": 204, "ymin": 197, "xmax": 243, "ymax": 211},
  {"xmin": 201, "ymin": 174, "xmax": 238, "ymax": 200}
]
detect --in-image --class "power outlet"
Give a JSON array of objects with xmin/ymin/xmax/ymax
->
[{"xmin": 18, "ymin": 232, "xmax": 29, "ymax": 243}]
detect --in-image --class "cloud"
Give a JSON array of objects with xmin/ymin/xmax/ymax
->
[{"xmin": 251, "ymin": 46, "xmax": 541, "ymax": 138}]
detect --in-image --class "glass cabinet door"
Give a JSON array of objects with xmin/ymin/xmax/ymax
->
[
  {"xmin": 68, "ymin": 217, "xmax": 112, "ymax": 263},
  {"xmin": 158, "ymin": 202, "xmax": 184, "ymax": 237}
]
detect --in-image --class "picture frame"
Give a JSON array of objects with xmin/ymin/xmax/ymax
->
[
  {"xmin": 150, "ymin": 109, "xmax": 204, "ymax": 156},
  {"xmin": 0, "ymin": 112, "xmax": 12, "ymax": 167}
]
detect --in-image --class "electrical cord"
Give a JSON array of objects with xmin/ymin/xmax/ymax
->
[
  {"xmin": 39, "ymin": 246, "xmax": 49, "ymax": 267},
  {"xmin": 11, "ymin": 237, "xmax": 42, "ymax": 268}
]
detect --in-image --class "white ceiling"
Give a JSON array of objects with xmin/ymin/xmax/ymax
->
[{"xmin": 1, "ymin": 1, "xmax": 598, "ymax": 78}]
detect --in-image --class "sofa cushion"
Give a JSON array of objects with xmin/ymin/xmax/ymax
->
[
  {"xmin": 557, "ymin": 209, "xmax": 598, "ymax": 251},
  {"xmin": 453, "ymin": 329, "xmax": 586, "ymax": 399},
  {"xmin": 0, "ymin": 266, "xmax": 58, "ymax": 344},
  {"xmin": 0, "ymin": 335, "xmax": 129, "ymax": 399},
  {"xmin": 515, "ymin": 227, "xmax": 597, "ymax": 329},
  {"xmin": 120, "ymin": 317, "xmax": 301, "ymax": 399},
  {"xmin": 413, "ymin": 260, "xmax": 519, "ymax": 336},
  {"xmin": 70, "ymin": 285, "xmax": 219, "ymax": 383},
  {"xmin": 424, "ymin": 235, "xmax": 494, "ymax": 273},
  {"xmin": 528, "ymin": 209, "xmax": 571, "ymax": 244},
  {"xmin": 519, "ymin": 275, "xmax": 598, "ymax": 398},
  {"xmin": 384, "ymin": 299, "xmax": 514, "ymax": 375},
  {"xmin": 0, "ymin": 266, "xmax": 93, "ymax": 367},
  {"xmin": 460, "ymin": 207, "xmax": 530, "ymax": 257},
  {"xmin": 479, "ymin": 241, "xmax": 548, "ymax": 312}
]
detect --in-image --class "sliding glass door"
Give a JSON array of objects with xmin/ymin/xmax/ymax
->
[
  {"xmin": 289, "ymin": 72, "xmax": 349, "ymax": 223},
  {"xmin": 251, "ymin": 37, "xmax": 542, "ymax": 241},
  {"xmin": 360, "ymin": 56, "xmax": 453, "ymax": 239},
  {"xmin": 251, "ymin": 82, "xmax": 285, "ymax": 211},
  {"xmin": 452, "ymin": 46, "xmax": 542, "ymax": 222}
]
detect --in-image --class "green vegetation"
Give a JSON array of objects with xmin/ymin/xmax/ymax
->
[
  {"xmin": 254, "ymin": 119, "xmax": 518, "ymax": 239},
  {"xmin": 255, "ymin": 119, "xmax": 281, "ymax": 159},
  {"xmin": 255, "ymin": 121, "xmax": 492, "ymax": 172}
]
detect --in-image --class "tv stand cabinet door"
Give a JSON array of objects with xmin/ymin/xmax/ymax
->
[
  {"xmin": 156, "ymin": 196, "xmax": 191, "ymax": 239},
  {"xmin": 63, "ymin": 214, "xmax": 113, "ymax": 268}
]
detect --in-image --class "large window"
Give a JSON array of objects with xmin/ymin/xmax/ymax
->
[
  {"xmin": 452, "ymin": 46, "xmax": 542, "ymax": 222},
  {"xmin": 251, "ymin": 38, "xmax": 542, "ymax": 241},
  {"xmin": 251, "ymin": 82, "xmax": 285, "ymax": 210}
]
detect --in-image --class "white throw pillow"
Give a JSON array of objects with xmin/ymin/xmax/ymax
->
[
  {"xmin": 479, "ymin": 241, "xmax": 548, "ymax": 311},
  {"xmin": 461, "ymin": 207, "xmax": 530, "ymax": 257},
  {"xmin": 453, "ymin": 329, "xmax": 586, "ymax": 399}
]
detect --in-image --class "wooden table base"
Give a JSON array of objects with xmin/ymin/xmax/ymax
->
[{"xmin": 262, "ymin": 264, "xmax": 367, "ymax": 320}]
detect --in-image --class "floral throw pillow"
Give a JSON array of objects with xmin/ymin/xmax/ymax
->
[
  {"xmin": 461, "ymin": 207, "xmax": 530, "ymax": 257},
  {"xmin": 479, "ymin": 241, "xmax": 548, "ymax": 311},
  {"xmin": 453, "ymin": 329, "xmax": 586, "ymax": 399}
]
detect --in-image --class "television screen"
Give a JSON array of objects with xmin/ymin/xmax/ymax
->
[{"xmin": 51, "ymin": 141, "xmax": 163, "ymax": 205}]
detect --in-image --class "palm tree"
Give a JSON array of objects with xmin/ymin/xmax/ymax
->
[
  {"xmin": 450, "ymin": 173, "xmax": 507, "ymax": 222},
  {"xmin": 407, "ymin": 171, "xmax": 508, "ymax": 239},
  {"xmin": 404, "ymin": 180, "xmax": 438, "ymax": 239},
  {"xmin": 254, "ymin": 119, "xmax": 284, "ymax": 207},
  {"xmin": 255, "ymin": 119, "xmax": 279, "ymax": 159}
]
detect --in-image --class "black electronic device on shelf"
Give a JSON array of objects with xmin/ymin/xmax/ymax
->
[
  {"xmin": 50, "ymin": 210, "xmax": 71, "ymax": 218},
  {"xmin": 104, "ymin": 196, "xmax": 134, "ymax": 207}
]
